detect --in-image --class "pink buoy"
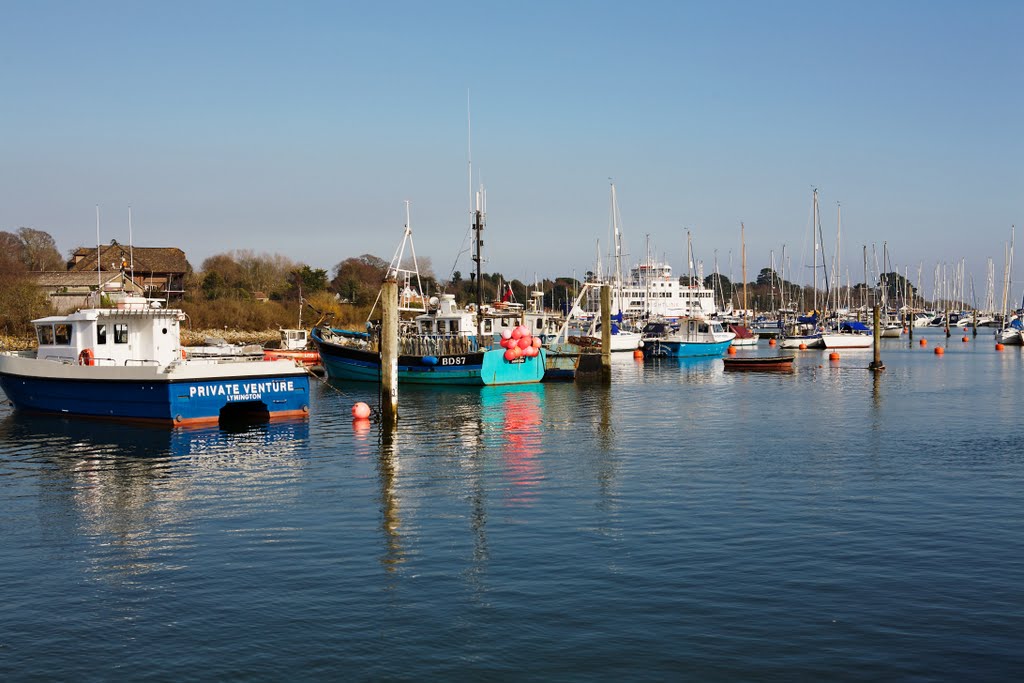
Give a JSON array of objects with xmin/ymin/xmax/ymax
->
[
  {"xmin": 351, "ymin": 402, "xmax": 371, "ymax": 419},
  {"xmin": 516, "ymin": 325, "xmax": 529, "ymax": 338},
  {"xmin": 518, "ymin": 336, "xmax": 532, "ymax": 350},
  {"xmin": 511, "ymin": 327, "xmax": 523, "ymax": 340},
  {"xmin": 501, "ymin": 328, "xmax": 513, "ymax": 340},
  {"xmin": 532, "ymin": 337, "xmax": 542, "ymax": 348},
  {"xmin": 512, "ymin": 345, "xmax": 523, "ymax": 358},
  {"xmin": 504, "ymin": 348, "xmax": 517, "ymax": 361}
]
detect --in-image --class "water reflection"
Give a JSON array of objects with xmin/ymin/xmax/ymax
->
[
  {"xmin": 0, "ymin": 414, "xmax": 309, "ymax": 584},
  {"xmin": 481, "ymin": 385, "xmax": 545, "ymax": 506}
]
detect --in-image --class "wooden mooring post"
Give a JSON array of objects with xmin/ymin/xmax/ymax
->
[
  {"xmin": 869, "ymin": 304, "xmax": 885, "ymax": 371},
  {"xmin": 601, "ymin": 284, "xmax": 612, "ymax": 382},
  {"xmin": 380, "ymin": 278, "xmax": 399, "ymax": 428}
]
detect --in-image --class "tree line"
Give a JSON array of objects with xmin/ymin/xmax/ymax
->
[{"xmin": 0, "ymin": 225, "xmax": 925, "ymax": 338}]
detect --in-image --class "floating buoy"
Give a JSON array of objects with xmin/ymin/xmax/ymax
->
[
  {"xmin": 920, "ymin": 339, "xmax": 927, "ymax": 346},
  {"xmin": 903, "ymin": 328, "xmax": 908, "ymax": 334},
  {"xmin": 799, "ymin": 343, "xmax": 807, "ymax": 350},
  {"xmin": 934, "ymin": 346, "xmax": 944, "ymax": 355},
  {"xmin": 633, "ymin": 349, "xmax": 643, "ymax": 360},
  {"xmin": 727, "ymin": 346, "xmax": 737, "ymax": 355},
  {"xmin": 962, "ymin": 336, "xmax": 969, "ymax": 343},
  {"xmin": 768, "ymin": 338, "xmax": 777, "ymax": 346},
  {"xmin": 996, "ymin": 343, "xmax": 1005, "ymax": 351},
  {"xmin": 829, "ymin": 352, "xmax": 840, "ymax": 361},
  {"xmin": 351, "ymin": 402, "xmax": 371, "ymax": 419}
]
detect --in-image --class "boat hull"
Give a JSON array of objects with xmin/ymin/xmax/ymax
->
[
  {"xmin": 0, "ymin": 355, "xmax": 310, "ymax": 426},
  {"xmin": 722, "ymin": 356, "xmax": 795, "ymax": 371},
  {"xmin": 313, "ymin": 333, "xmax": 545, "ymax": 386},
  {"xmin": 641, "ymin": 338, "xmax": 733, "ymax": 358},
  {"xmin": 820, "ymin": 334, "xmax": 873, "ymax": 349},
  {"xmin": 780, "ymin": 335, "xmax": 825, "ymax": 349}
]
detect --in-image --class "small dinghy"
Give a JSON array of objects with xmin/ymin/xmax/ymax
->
[{"xmin": 722, "ymin": 355, "xmax": 795, "ymax": 371}]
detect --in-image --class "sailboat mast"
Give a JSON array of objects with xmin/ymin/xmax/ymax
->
[
  {"xmin": 741, "ymin": 222, "xmax": 747, "ymax": 325},
  {"xmin": 611, "ymin": 182, "xmax": 624, "ymax": 316},
  {"xmin": 812, "ymin": 189, "xmax": 818, "ymax": 312}
]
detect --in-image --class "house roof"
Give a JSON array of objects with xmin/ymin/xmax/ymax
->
[
  {"xmin": 34, "ymin": 271, "xmax": 145, "ymax": 292},
  {"xmin": 68, "ymin": 242, "xmax": 190, "ymax": 274}
]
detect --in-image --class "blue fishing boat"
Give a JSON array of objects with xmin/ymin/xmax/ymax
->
[
  {"xmin": 311, "ymin": 199, "xmax": 547, "ymax": 386},
  {"xmin": 640, "ymin": 318, "xmax": 736, "ymax": 358},
  {"xmin": 0, "ymin": 295, "xmax": 310, "ymax": 426},
  {"xmin": 312, "ymin": 326, "xmax": 546, "ymax": 386}
]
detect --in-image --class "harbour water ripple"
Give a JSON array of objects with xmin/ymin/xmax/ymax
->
[{"xmin": 1, "ymin": 331, "xmax": 1022, "ymax": 680}]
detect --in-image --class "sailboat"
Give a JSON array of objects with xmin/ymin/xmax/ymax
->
[
  {"xmin": 819, "ymin": 201, "xmax": 872, "ymax": 349},
  {"xmin": 996, "ymin": 227, "xmax": 1021, "ymax": 345},
  {"xmin": 780, "ymin": 189, "xmax": 826, "ymax": 349},
  {"xmin": 586, "ymin": 183, "xmax": 643, "ymax": 351},
  {"xmin": 729, "ymin": 222, "xmax": 760, "ymax": 347}
]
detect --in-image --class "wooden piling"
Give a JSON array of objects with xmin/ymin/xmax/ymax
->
[
  {"xmin": 380, "ymin": 277, "xmax": 399, "ymax": 428},
  {"xmin": 869, "ymin": 304, "xmax": 885, "ymax": 371},
  {"xmin": 601, "ymin": 284, "xmax": 611, "ymax": 381}
]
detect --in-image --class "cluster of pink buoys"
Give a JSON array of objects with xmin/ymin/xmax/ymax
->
[{"xmin": 499, "ymin": 325, "xmax": 542, "ymax": 361}]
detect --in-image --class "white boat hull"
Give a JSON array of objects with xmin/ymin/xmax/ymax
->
[{"xmin": 820, "ymin": 333, "xmax": 873, "ymax": 349}]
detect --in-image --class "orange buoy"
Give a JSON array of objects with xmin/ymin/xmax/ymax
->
[
  {"xmin": 919, "ymin": 339, "xmax": 927, "ymax": 346},
  {"xmin": 962, "ymin": 336, "xmax": 969, "ymax": 343},
  {"xmin": 799, "ymin": 343, "xmax": 807, "ymax": 350},
  {"xmin": 903, "ymin": 328, "xmax": 908, "ymax": 334},
  {"xmin": 828, "ymin": 352, "xmax": 840, "ymax": 361},
  {"xmin": 768, "ymin": 338, "xmax": 777, "ymax": 346},
  {"xmin": 727, "ymin": 346, "xmax": 737, "ymax": 355},
  {"xmin": 934, "ymin": 346, "xmax": 944, "ymax": 355},
  {"xmin": 996, "ymin": 343, "xmax": 1005, "ymax": 351},
  {"xmin": 633, "ymin": 349, "xmax": 644, "ymax": 360},
  {"xmin": 351, "ymin": 402, "xmax": 371, "ymax": 419}
]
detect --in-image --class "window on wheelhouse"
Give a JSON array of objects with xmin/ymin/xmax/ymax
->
[
  {"xmin": 37, "ymin": 325, "xmax": 54, "ymax": 345},
  {"xmin": 114, "ymin": 323, "xmax": 129, "ymax": 344},
  {"xmin": 54, "ymin": 324, "xmax": 71, "ymax": 345},
  {"xmin": 97, "ymin": 324, "xmax": 107, "ymax": 344},
  {"xmin": 482, "ymin": 319, "xmax": 493, "ymax": 334},
  {"xmin": 450, "ymin": 320, "xmax": 459, "ymax": 334}
]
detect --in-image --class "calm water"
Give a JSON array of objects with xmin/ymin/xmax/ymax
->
[{"xmin": 2, "ymin": 329, "xmax": 1023, "ymax": 681}]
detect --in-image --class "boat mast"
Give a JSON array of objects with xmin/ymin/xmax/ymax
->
[
  {"xmin": 95, "ymin": 205, "xmax": 101, "ymax": 293},
  {"xmin": 741, "ymin": 222, "xmax": 747, "ymax": 325},
  {"xmin": 473, "ymin": 187, "xmax": 485, "ymax": 336},
  {"xmin": 611, "ymin": 182, "xmax": 624, "ymax": 317},
  {"xmin": 812, "ymin": 189, "xmax": 818, "ymax": 312}
]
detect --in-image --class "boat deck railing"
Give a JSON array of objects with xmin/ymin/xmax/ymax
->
[{"xmin": 398, "ymin": 334, "xmax": 479, "ymax": 356}]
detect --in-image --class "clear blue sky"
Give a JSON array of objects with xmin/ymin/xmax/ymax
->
[{"xmin": 1, "ymin": 1, "xmax": 1021, "ymax": 299}]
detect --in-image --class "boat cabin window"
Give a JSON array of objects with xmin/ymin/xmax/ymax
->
[
  {"xmin": 482, "ymin": 319, "xmax": 493, "ymax": 334},
  {"xmin": 54, "ymin": 324, "xmax": 71, "ymax": 345},
  {"xmin": 534, "ymin": 318, "xmax": 544, "ymax": 331},
  {"xmin": 450, "ymin": 320, "xmax": 459, "ymax": 334},
  {"xmin": 37, "ymin": 325, "xmax": 54, "ymax": 345},
  {"xmin": 97, "ymin": 324, "xmax": 107, "ymax": 345},
  {"xmin": 698, "ymin": 323, "xmax": 709, "ymax": 333},
  {"xmin": 114, "ymin": 323, "xmax": 129, "ymax": 344}
]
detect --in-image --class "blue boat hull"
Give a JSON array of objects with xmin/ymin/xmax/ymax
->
[
  {"xmin": 0, "ymin": 372, "xmax": 311, "ymax": 425},
  {"xmin": 642, "ymin": 339, "xmax": 733, "ymax": 358}
]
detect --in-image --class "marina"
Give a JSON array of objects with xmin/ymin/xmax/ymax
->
[{"xmin": 1, "ymin": 330, "xmax": 1021, "ymax": 679}]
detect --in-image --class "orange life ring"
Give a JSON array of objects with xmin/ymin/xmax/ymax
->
[{"xmin": 78, "ymin": 348, "xmax": 95, "ymax": 366}]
